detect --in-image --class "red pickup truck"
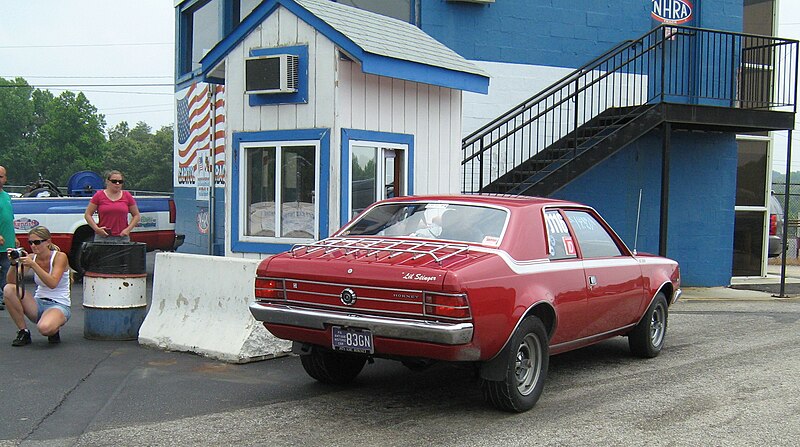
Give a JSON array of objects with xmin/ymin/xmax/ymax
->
[{"xmin": 250, "ymin": 195, "xmax": 681, "ymax": 412}]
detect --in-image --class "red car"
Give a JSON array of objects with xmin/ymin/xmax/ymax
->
[{"xmin": 250, "ymin": 195, "xmax": 681, "ymax": 412}]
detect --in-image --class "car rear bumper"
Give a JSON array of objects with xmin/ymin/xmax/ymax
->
[{"xmin": 249, "ymin": 302, "xmax": 474, "ymax": 346}]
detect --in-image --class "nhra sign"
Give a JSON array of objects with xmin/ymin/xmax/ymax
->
[{"xmin": 651, "ymin": 0, "xmax": 694, "ymax": 25}]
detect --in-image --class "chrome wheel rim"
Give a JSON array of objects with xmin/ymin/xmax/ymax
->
[
  {"xmin": 515, "ymin": 334, "xmax": 542, "ymax": 396},
  {"xmin": 649, "ymin": 303, "xmax": 666, "ymax": 347}
]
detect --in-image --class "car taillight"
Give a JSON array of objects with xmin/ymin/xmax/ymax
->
[
  {"xmin": 255, "ymin": 278, "xmax": 286, "ymax": 300},
  {"xmin": 424, "ymin": 292, "xmax": 471, "ymax": 320},
  {"xmin": 770, "ymin": 214, "xmax": 778, "ymax": 236},
  {"xmin": 169, "ymin": 199, "xmax": 177, "ymax": 224}
]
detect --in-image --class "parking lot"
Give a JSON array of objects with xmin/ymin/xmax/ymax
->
[{"xmin": 2, "ymin": 262, "xmax": 800, "ymax": 446}]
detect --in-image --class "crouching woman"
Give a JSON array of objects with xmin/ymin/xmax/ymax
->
[{"xmin": 3, "ymin": 226, "xmax": 71, "ymax": 346}]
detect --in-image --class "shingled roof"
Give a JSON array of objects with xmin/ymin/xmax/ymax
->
[{"xmin": 198, "ymin": 0, "xmax": 489, "ymax": 93}]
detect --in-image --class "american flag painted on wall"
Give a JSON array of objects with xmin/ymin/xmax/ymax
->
[{"xmin": 175, "ymin": 82, "xmax": 225, "ymax": 186}]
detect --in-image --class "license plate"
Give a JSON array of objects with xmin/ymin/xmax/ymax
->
[{"xmin": 332, "ymin": 326, "xmax": 374, "ymax": 354}]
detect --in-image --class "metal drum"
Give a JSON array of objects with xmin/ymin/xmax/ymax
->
[{"xmin": 82, "ymin": 242, "xmax": 148, "ymax": 340}]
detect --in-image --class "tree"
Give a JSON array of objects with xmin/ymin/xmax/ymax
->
[
  {"xmin": 0, "ymin": 77, "xmax": 174, "ymax": 192},
  {"xmin": 103, "ymin": 121, "xmax": 173, "ymax": 192},
  {"xmin": 0, "ymin": 78, "xmax": 37, "ymax": 184}
]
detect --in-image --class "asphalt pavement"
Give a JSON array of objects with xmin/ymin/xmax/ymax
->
[
  {"xmin": 1, "ymin": 255, "xmax": 799, "ymax": 445},
  {"xmin": 0, "ymin": 253, "xmax": 323, "ymax": 445}
]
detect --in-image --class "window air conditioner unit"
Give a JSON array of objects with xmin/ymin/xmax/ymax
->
[{"xmin": 245, "ymin": 54, "xmax": 299, "ymax": 94}]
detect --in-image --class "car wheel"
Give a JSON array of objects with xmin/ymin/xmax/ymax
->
[
  {"xmin": 481, "ymin": 316, "xmax": 549, "ymax": 412},
  {"xmin": 300, "ymin": 348, "xmax": 367, "ymax": 385},
  {"xmin": 628, "ymin": 292, "xmax": 668, "ymax": 358}
]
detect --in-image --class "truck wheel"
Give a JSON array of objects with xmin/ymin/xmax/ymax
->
[
  {"xmin": 628, "ymin": 293, "xmax": 668, "ymax": 358},
  {"xmin": 69, "ymin": 234, "xmax": 92, "ymax": 280},
  {"xmin": 482, "ymin": 316, "xmax": 549, "ymax": 412},
  {"xmin": 300, "ymin": 348, "xmax": 367, "ymax": 385}
]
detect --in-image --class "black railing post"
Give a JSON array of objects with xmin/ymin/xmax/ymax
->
[
  {"xmin": 778, "ymin": 129, "xmax": 792, "ymax": 298},
  {"xmin": 478, "ymin": 144, "xmax": 484, "ymax": 193},
  {"xmin": 729, "ymin": 34, "xmax": 737, "ymax": 107},
  {"xmin": 793, "ymin": 41, "xmax": 799, "ymax": 114},
  {"xmin": 573, "ymin": 78, "xmax": 580, "ymax": 159},
  {"xmin": 660, "ymin": 27, "xmax": 666, "ymax": 102}
]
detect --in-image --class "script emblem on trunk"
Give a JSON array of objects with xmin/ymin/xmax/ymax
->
[{"xmin": 340, "ymin": 288, "xmax": 357, "ymax": 306}]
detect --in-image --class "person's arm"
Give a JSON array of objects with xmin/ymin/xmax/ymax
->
[
  {"xmin": 5, "ymin": 251, "xmax": 17, "ymax": 285},
  {"xmin": 21, "ymin": 251, "xmax": 68, "ymax": 290},
  {"xmin": 84, "ymin": 201, "xmax": 108, "ymax": 236},
  {"xmin": 121, "ymin": 200, "xmax": 141, "ymax": 237}
]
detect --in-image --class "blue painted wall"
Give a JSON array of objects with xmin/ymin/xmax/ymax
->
[
  {"xmin": 419, "ymin": 0, "xmax": 744, "ymax": 285},
  {"xmin": 174, "ymin": 186, "xmax": 225, "ymax": 255},
  {"xmin": 551, "ymin": 131, "xmax": 738, "ymax": 286},
  {"xmin": 421, "ymin": 0, "xmax": 743, "ymax": 69}
]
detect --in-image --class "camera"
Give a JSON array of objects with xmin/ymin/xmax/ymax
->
[{"xmin": 8, "ymin": 248, "xmax": 27, "ymax": 260}]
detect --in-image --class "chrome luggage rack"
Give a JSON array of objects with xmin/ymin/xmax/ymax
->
[{"xmin": 289, "ymin": 237, "xmax": 470, "ymax": 265}]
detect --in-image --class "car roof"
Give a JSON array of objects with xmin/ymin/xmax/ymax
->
[{"xmin": 376, "ymin": 194, "xmax": 576, "ymax": 210}]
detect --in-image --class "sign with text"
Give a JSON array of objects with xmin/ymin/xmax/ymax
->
[{"xmin": 651, "ymin": 0, "xmax": 694, "ymax": 25}]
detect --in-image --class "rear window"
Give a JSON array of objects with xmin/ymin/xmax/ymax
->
[{"xmin": 341, "ymin": 203, "xmax": 508, "ymax": 245}]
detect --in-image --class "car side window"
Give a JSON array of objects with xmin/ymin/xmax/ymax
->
[
  {"xmin": 544, "ymin": 210, "xmax": 578, "ymax": 260},
  {"xmin": 564, "ymin": 210, "xmax": 623, "ymax": 258}
]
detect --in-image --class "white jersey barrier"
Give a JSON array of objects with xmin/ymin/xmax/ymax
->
[{"xmin": 139, "ymin": 252, "xmax": 291, "ymax": 363}]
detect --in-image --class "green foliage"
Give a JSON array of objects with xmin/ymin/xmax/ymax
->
[
  {"xmin": 103, "ymin": 122, "xmax": 174, "ymax": 193},
  {"xmin": 0, "ymin": 77, "xmax": 173, "ymax": 193}
]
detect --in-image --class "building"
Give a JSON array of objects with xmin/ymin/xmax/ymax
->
[{"xmin": 173, "ymin": 0, "xmax": 797, "ymax": 286}]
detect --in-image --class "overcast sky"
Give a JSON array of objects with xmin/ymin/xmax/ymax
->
[
  {"xmin": 0, "ymin": 0, "xmax": 174, "ymax": 131},
  {"xmin": 1, "ymin": 1, "xmax": 799, "ymax": 171}
]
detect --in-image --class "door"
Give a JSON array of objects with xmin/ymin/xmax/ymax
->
[{"xmin": 563, "ymin": 209, "xmax": 644, "ymax": 337}]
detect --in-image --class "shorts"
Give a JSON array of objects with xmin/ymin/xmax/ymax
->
[{"xmin": 36, "ymin": 298, "xmax": 71, "ymax": 322}]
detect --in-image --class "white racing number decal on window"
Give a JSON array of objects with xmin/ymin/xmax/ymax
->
[{"xmin": 545, "ymin": 210, "xmax": 577, "ymax": 260}]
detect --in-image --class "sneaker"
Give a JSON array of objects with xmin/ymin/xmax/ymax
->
[
  {"xmin": 48, "ymin": 331, "xmax": 61, "ymax": 344},
  {"xmin": 12, "ymin": 329, "xmax": 31, "ymax": 347}
]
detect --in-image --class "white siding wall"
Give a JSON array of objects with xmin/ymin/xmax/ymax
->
[
  {"xmin": 335, "ymin": 59, "xmax": 463, "ymax": 232},
  {"xmin": 223, "ymin": 6, "xmax": 465, "ymax": 256},
  {"xmin": 224, "ymin": 6, "xmax": 337, "ymax": 259}
]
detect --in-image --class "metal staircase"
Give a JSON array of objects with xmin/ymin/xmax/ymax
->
[{"xmin": 462, "ymin": 25, "xmax": 798, "ymax": 196}]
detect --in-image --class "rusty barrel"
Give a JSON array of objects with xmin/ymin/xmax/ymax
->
[{"xmin": 82, "ymin": 242, "xmax": 147, "ymax": 340}]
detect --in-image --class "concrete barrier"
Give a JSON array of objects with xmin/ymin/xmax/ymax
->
[{"xmin": 138, "ymin": 252, "xmax": 291, "ymax": 363}]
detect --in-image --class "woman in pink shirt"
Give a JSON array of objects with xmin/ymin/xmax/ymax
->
[{"xmin": 84, "ymin": 170, "xmax": 141, "ymax": 242}]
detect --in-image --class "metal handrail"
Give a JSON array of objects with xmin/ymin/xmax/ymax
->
[{"xmin": 462, "ymin": 24, "xmax": 799, "ymax": 194}]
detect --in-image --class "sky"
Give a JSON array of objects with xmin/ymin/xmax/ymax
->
[
  {"xmin": 1, "ymin": 1, "xmax": 800, "ymax": 171},
  {"xmin": 0, "ymin": 0, "xmax": 175, "ymax": 131}
]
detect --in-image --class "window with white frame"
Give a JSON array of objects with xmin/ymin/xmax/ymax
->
[
  {"xmin": 349, "ymin": 142, "xmax": 407, "ymax": 217},
  {"xmin": 243, "ymin": 142, "xmax": 319, "ymax": 241}
]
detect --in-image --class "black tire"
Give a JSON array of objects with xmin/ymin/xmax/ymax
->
[
  {"xmin": 481, "ymin": 316, "xmax": 549, "ymax": 412},
  {"xmin": 300, "ymin": 348, "xmax": 367, "ymax": 385},
  {"xmin": 629, "ymin": 293, "xmax": 668, "ymax": 358},
  {"xmin": 69, "ymin": 234, "xmax": 92, "ymax": 280},
  {"xmin": 401, "ymin": 359, "xmax": 435, "ymax": 371}
]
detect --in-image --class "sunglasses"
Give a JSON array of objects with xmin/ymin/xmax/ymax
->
[
  {"xmin": 29, "ymin": 239, "xmax": 47, "ymax": 246},
  {"xmin": 109, "ymin": 179, "xmax": 124, "ymax": 184}
]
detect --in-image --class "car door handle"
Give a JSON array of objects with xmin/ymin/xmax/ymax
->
[{"xmin": 588, "ymin": 275, "xmax": 597, "ymax": 288}]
